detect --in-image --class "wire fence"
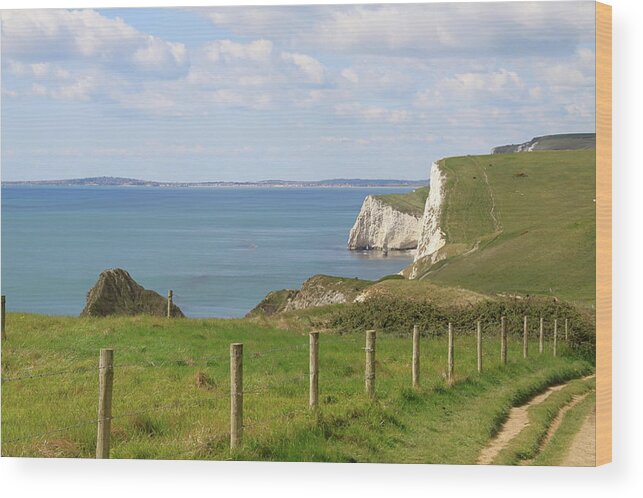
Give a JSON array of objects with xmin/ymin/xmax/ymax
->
[
  {"xmin": 2, "ymin": 342, "xmax": 310, "ymax": 383},
  {"xmin": 3, "ymin": 418, "xmax": 101, "ymax": 445},
  {"xmin": 1, "ymin": 345, "xmax": 314, "ymax": 450},
  {"xmin": 2, "ymin": 319, "xmax": 570, "ymax": 458}
]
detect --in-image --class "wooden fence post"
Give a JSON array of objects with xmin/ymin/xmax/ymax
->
[
  {"xmin": 1, "ymin": 295, "xmax": 5, "ymax": 341},
  {"xmin": 412, "ymin": 325, "xmax": 420, "ymax": 388},
  {"xmin": 96, "ymin": 348, "xmax": 114, "ymax": 459},
  {"xmin": 365, "ymin": 330, "xmax": 376, "ymax": 399},
  {"xmin": 500, "ymin": 316, "xmax": 507, "ymax": 365},
  {"xmin": 447, "ymin": 323, "xmax": 454, "ymax": 384},
  {"xmin": 553, "ymin": 319, "xmax": 558, "ymax": 357},
  {"xmin": 167, "ymin": 290, "xmax": 173, "ymax": 318},
  {"xmin": 477, "ymin": 320, "xmax": 482, "ymax": 373},
  {"xmin": 309, "ymin": 332, "xmax": 319, "ymax": 410},
  {"xmin": 230, "ymin": 343, "xmax": 243, "ymax": 449},
  {"xmin": 539, "ymin": 317, "xmax": 544, "ymax": 354},
  {"xmin": 565, "ymin": 318, "xmax": 569, "ymax": 341},
  {"xmin": 523, "ymin": 315, "xmax": 528, "ymax": 359}
]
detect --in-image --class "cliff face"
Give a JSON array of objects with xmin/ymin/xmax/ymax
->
[
  {"xmin": 348, "ymin": 195, "xmax": 422, "ymax": 251},
  {"xmin": 81, "ymin": 268, "xmax": 184, "ymax": 317},
  {"xmin": 410, "ymin": 162, "xmax": 447, "ymax": 278}
]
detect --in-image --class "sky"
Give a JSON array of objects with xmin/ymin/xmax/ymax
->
[{"xmin": 1, "ymin": 2, "xmax": 596, "ymax": 182}]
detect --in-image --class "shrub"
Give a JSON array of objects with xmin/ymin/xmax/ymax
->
[{"xmin": 328, "ymin": 295, "xmax": 595, "ymax": 362}]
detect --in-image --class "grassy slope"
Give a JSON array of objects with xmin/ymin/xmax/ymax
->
[
  {"xmin": 530, "ymin": 134, "xmax": 596, "ymax": 151},
  {"xmin": 359, "ymin": 278, "xmax": 491, "ymax": 307},
  {"xmin": 1, "ymin": 313, "xmax": 592, "ymax": 462},
  {"xmin": 373, "ymin": 187, "xmax": 428, "ymax": 216},
  {"xmin": 413, "ymin": 150, "xmax": 596, "ymax": 305}
]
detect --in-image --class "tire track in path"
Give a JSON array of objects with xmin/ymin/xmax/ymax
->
[
  {"xmin": 477, "ymin": 375, "xmax": 595, "ymax": 465},
  {"xmin": 521, "ymin": 392, "xmax": 590, "ymax": 465},
  {"xmin": 477, "ymin": 384, "xmax": 567, "ymax": 464},
  {"xmin": 560, "ymin": 407, "xmax": 596, "ymax": 466}
]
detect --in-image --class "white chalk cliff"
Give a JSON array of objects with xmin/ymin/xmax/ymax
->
[
  {"xmin": 348, "ymin": 195, "xmax": 422, "ymax": 251},
  {"xmin": 410, "ymin": 161, "xmax": 447, "ymax": 278}
]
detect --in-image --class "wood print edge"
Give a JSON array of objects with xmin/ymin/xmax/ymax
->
[{"xmin": 595, "ymin": 0, "xmax": 612, "ymax": 467}]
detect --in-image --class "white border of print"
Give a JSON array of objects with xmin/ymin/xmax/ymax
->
[{"xmin": 1, "ymin": 1, "xmax": 641, "ymax": 498}]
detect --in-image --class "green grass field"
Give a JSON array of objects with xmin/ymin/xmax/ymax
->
[
  {"xmin": 2, "ymin": 313, "xmax": 592, "ymax": 462},
  {"xmin": 410, "ymin": 150, "xmax": 596, "ymax": 305},
  {"xmin": 373, "ymin": 187, "xmax": 428, "ymax": 216}
]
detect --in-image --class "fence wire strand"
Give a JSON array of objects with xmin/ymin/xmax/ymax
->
[
  {"xmin": 2, "ymin": 365, "xmax": 100, "ymax": 383},
  {"xmin": 3, "ymin": 417, "xmax": 100, "ymax": 445},
  {"xmin": 2, "ymin": 343, "xmax": 309, "ymax": 383},
  {"xmin": 4, "ymin": 339, "xmax": 316, "ymax": 449},
  {"xmin": 247, "ymin": 343, "xmax": 307, "ymax": 358}
]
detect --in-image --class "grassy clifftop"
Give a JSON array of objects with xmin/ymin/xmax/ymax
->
[
  {"xmin": 2, "ymin": 312, "xmax": 592, "ymax": 461},
  {"xmin": 409, "ymin": 150, "xmax": 596, "ymax": 305},
  {"xmin": 373, "ymin": 186, "xmax": 428, "ymax": 216},
  {"xmin": 492, "ymin": 133, "xmax": 596, "ymax": 154}
]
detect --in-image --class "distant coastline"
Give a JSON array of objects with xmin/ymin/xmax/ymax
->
[{"xmin": 3, "ymin": 176, "xmax": 427, "ymax": 189}]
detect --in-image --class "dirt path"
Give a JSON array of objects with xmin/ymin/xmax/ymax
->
[
  {"xmin": 560, "ymin": 407, "xmax": 596, "ymax": 466},
  {"xmin": 521, "ymin": 392, "xmax": 590, "ymax": 465},
  {"xmin": 477, "ymin": 383, "xmax": 567, "ymax": 464},
  {"xmin": 540, "ymin": 393, "xmax": 589, "ymax": 449},
  {"xmin": 471, "ymin": 157, "xmax": 502, "ymax": 233}
]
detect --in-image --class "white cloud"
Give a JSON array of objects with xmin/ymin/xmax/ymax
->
[
  {"xmin": 202, "ymin": 3, "xmax": 594, "ymax": 58},
  {"xmin": 341, "ymin": 68, "xmax": 359, "ymax": 84},
  {"xmin": 202, "ymin": 7, "xmax": 304, "ymax": 35},
  {"xmin": 537, "ymin": 48, "xmax": 595, "ymax": 90},
  {"xmin": 52, "ymin": 76, "xmax": 96, "ymax": 101},
  {"xmin": 281, "ymin": 52, "xmax": 325, "ymax": 84},
  {"xmin": 31, "ymin": 83, "xmax": 48, "ymax": 97},
  {"xmin": 1, "ymin": 88, "xmax": 19, "ymax": 98},
  {"xmin": 209, "ymin": 89, "xmax": 273, "ymax": 110},
  {"xmin": 7, "ymin": 60, "xmax": 71, "ymax": 80},
  {"xmin": 204, "ymin": 39, "xmax": 273, "ymax": 63},
  {"xmin": 1, "ymin": 4, "xmax": 596, "ymax": 141},
  {"xmin": 108, "ymin": 86, "xmax": 181, "ymax": 115},
  {"xmin": 29, "ymin": 74, "xmax": 97, "ymax": 101},
  {"xmin": 447, "ymin": 69, "xmax": 524, "ymax": 96},
  {"xmin": 529, "ymin": 86, "xmax": 543, "ymax": 99},
  {"xmin": 132, "ymin": 39, "xmax": 188, "ymax": 73},
  {"xmin": 335, "ymin": 103, "xmax": 410, "ymax": 124},
  {"xmin": 321, "ymin": 135, "xmax": 370, "ymax": 145},
  {"xmin": 1, "ymin": 9, "xmax": 189, "ymax": 77},
  {"xmin": 415, "ymin": 69, "xmax": 525, "ymax": 109},
  {"xmin": 564, "ymin": 103, "xmax": 593, "ymax": 118}
]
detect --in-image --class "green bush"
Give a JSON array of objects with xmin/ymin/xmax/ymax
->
[
  {"xmin": 329, "ymin": 295, "xmax": 595, "ymax": 362},
  {"xmin": 376, "ymin": 274, "xmax": 406, "ymax": 283}
]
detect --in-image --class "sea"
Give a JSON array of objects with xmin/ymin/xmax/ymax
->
[{"xmin": 1, "ymin": 186, "xmax": 415, "ymax": 318}]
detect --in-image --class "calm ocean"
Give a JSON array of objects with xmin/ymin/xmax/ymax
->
[{"xmin": 1, "ymin": 186, "xmax": 414, "ymax": 317}]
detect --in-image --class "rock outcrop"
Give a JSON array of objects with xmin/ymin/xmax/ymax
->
[
  {"xmin": 410, "ymin": 161, "xmax": 447, "ymax": 278},
  {"xmin": 283, "ymin": 275, "xmax": 371, "ymax": 311},
  {"xmin": 348, "ymin": 195, "xmax": 423, "ymax": 251},
  {"xmin": 247, "ymin": 289, "xmax": 298, "ymax": 316},
  {"xmin": 248, "ymin": 275, "xmax": 373, "ymax": 316},
  {"xmin": 80, "ymin": 268, "xmax": 184, "ymax": 317}
]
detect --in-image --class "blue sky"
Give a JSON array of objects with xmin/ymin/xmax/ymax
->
[{"xmin": 1, "ymin": 2, "xmax": 596, "ymax": 182}]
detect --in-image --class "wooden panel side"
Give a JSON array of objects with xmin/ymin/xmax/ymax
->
[{"xmin": 595, "ymin": 1, "xmax": 612, "ymax": 467}]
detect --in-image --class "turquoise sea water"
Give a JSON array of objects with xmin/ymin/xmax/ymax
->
[{"xmin": 1, "ymin": 186, "xmax": 414, "ymax": 317}]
